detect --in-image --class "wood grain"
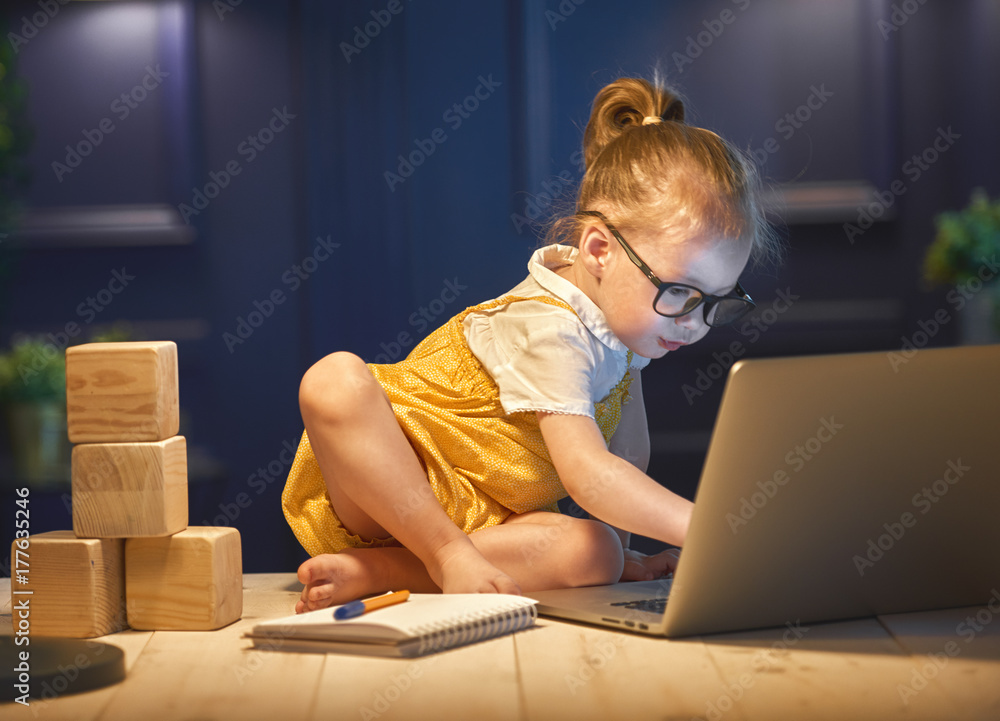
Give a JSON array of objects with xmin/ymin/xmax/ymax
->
[
  {"xmin": 8, "ymin": 531, "xmax": 126, "ymax": 638},
  {"xmin": 124, "ymin": 527, "xmax": 242, "ymax": 631},
  {"xmin": 65, "ymin": 341, "xmax": 179, "ymax": 444},
  {"xmin": 72, "ymin": 436, "xmax": 188, "ymax": 538},
  {"xmin": 2, "ymin": 575, "xmax": 997, "ymax": 720}
]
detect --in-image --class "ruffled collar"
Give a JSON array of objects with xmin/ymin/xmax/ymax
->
[{"xmin": 527, "ymin": 245, "xmax": 633, "ymax": 355}]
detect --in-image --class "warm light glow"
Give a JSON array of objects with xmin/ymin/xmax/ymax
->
[{"xmin": 69, "ymin": 2, "xmax": 168, "ymax": 63}]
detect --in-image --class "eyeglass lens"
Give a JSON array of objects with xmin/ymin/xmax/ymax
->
[{"xmin": 654, "ymin": 287, "xmax": 751, "ymax": 326}]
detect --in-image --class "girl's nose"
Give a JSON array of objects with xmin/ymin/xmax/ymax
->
[{"xmin": 674, "ymin": 311, "xmax": 705, "ymax": 333}]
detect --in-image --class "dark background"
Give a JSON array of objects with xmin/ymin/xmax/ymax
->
[{"xmin": 0, "ymin": 0, "xmax": 997, "ymax": 573}]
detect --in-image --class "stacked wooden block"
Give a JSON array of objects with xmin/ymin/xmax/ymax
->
[{"xmin": 11, "ymin": 341, "xmax": 242, "ymax": 637}]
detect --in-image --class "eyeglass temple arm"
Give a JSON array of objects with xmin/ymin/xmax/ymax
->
[
  {"xmin": 579, "ymin": 211, "xmax": 754, "ymax": 304},
  {"xmin": 734, "ymin": 282, "xmax": 754, "ymax": 305},
  {"xmin": 577, "ymin": 211, "xmax": 662, "ymax": 286}
]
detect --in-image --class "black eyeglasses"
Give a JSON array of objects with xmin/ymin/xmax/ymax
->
[{"xmin": 577, "ymin": 210, "xmax": 755, "ymax": 327}]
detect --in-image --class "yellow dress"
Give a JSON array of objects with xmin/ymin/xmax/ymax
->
[{"xmin": 282, "ymin": 295, "xmax": 634, "ymax": 557}]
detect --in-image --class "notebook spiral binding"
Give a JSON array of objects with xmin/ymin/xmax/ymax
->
[{"xmin": 413, "ymin": 602, "xmax": 538, "ymax": 656}]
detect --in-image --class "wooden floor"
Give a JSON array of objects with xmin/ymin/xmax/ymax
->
[{"xmin": 2, "ymin": 573, "xmax": 999, "ymax": 720}]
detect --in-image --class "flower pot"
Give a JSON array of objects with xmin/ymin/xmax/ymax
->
[
  {"xmin": 4, "ymin": 401, "xmax": 71, "ymax": 488},
  {"xmin": 957, "ymin": 288, "xmax": 1000, "ymax": 345}
]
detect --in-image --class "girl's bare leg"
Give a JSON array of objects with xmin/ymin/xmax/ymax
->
[
  {"xmin": 298, "ymin": 352, "xmax": 519, "ymax": 597},
  {"xmin": 297, "ymin": 511, "xmax": 624, "ymax": 612}
]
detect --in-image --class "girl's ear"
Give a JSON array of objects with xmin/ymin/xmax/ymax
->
[{"xmin": 577, "ymin": 224, "xmax": 613, "ymax": 279}]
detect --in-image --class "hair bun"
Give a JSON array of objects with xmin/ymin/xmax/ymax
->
[{"xmin": 582, "ymin": 77, "xmax": 685, "ymax": 169}]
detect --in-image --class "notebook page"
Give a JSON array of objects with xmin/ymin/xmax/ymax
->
[{"xmin": 253, "ymin": 593, "xmax": 537, "ymax": 643}]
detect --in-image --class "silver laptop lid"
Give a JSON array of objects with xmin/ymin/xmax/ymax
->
[{"xmin": 662, "ymin": 344, "xmax": 1000, "ymax": 637}]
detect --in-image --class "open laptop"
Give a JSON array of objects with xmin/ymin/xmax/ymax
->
[{"xmin": 526, "ymin": 344, "xmax": 1000, "ymax": 637}]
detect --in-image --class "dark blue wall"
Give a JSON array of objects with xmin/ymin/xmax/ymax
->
[{"xmin": 1, "ymin": 0, "xmax": 997, "ymax": 571}]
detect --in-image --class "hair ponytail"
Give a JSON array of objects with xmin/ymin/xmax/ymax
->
[
  {"xmin": 582, "ymin": 78, "xmax": 685, "ymax": 170},
  {"xmin": 546, "ymin": 75, "xmax": 781, "ymax": 268}
]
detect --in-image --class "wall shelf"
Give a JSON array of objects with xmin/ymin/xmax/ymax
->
[
  {"xmin": 764, "ymin": 181, "xmax": 896, "ymax": 225},
  {"xmin": 8, "ymin": 205, "xmax": 195, "ymax": 249}
]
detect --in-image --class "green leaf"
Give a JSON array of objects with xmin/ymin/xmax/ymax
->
[{"xmin": 923, "ymin": 188, "xmax": 1000, "ymax": 287}]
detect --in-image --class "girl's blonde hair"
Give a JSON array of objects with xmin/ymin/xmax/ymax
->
[{"xmin": 547, "ymin": 77, "xmax": 780, "ymax": 267}]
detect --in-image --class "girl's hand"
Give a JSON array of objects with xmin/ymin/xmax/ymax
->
[{"xmin": 620, "ymin": 547, "xmax": 680, "ymax": 582}]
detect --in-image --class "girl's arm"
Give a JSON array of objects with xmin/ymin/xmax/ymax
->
[
  {"xmin": 602, "ymin": 370, "xmax": 682, "ymax": 579},
  {"xmin": 537, "ymin": 373, "xmax": 693, "ymax": 547}
]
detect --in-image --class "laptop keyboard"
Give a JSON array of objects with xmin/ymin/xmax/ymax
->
[{"xmin": 610, "ymin": 597, "xmax": 668, "ymax": 614}]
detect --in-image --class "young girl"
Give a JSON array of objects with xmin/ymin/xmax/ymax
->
[{"xmin": 283, "ymin": 76, "xmax": 778, "ymax": 612}]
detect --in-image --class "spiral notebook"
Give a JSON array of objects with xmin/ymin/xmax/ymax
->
[{"xmin": 245, "ymin": 593, "xmax": 538, "ymax": 658}]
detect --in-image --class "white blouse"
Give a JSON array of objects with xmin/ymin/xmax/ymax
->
[{"xmin": 463, "ymin": 245, "xmax": 649, "ymax": 418}]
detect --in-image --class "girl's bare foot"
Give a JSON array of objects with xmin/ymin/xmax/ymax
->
[
  {"xmin": 295, "ymin": 541, "xmax": 521, "ymax": 613},
  {"xmin": 295, "ymin": 550, "xmax": 385, "ymax": 613},
  {"xmin": 433, "ymin": 538, "xmax": 522, "ymax": 595}
]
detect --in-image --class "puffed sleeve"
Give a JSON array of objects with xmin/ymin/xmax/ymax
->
[{"xmin": 464, "ymin": 302, "xmax": 601, "ymax": 418}]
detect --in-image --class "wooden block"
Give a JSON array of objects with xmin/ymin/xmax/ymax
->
[
  {"xmin": 66, "ymin": 340, "xmax": 179, "ymax": 443},
  {"xmin": 125, "ymin": 527, "xmax": 243, "ymax": 631},
  {"xmin": 10, "ymin": 531, "xmax": 126, "ymax": 638},
  {"xmin": 72, "ymin": 435, "xmax": 189, "ymax": 538}
]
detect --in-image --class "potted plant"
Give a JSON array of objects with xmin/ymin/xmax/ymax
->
[
  {"xmin": 0, "ymin": 324, "xmax": 133, "ymax": 487},
  {"xmin": 0, "ymin": 336, "xmax": 70, "ymax": 486},
  {"xmin": 923, "ymin": 188, "xmax": 1000, "ymax": 344}
]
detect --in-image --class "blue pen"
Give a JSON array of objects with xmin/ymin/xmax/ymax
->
[{"xmin": 334, "ymin": 590, "xmax": 410, "ymax": 620}]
